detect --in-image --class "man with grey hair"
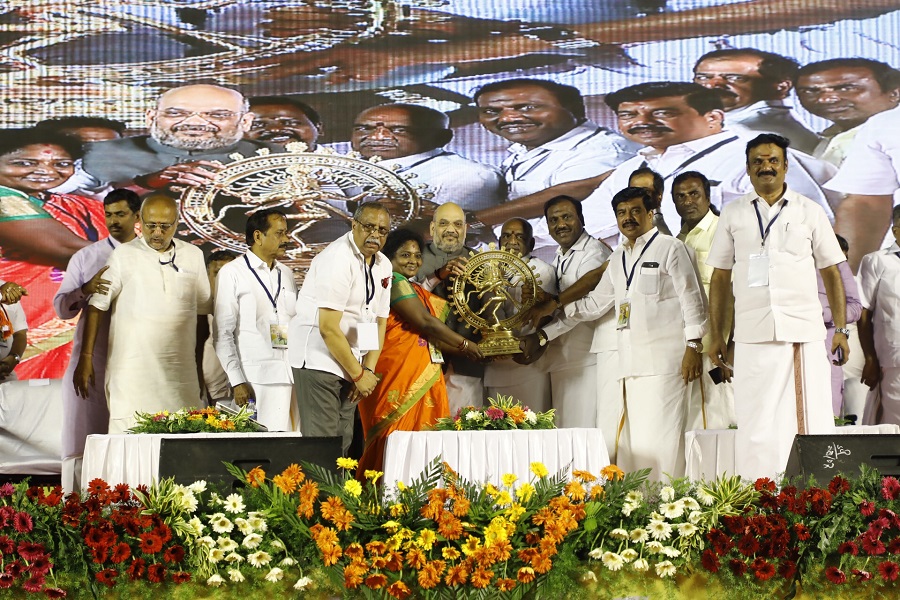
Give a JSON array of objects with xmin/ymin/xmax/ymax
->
[{"xmin": 82, "ymin": 84, "xmax": 276, "ymax": 190}]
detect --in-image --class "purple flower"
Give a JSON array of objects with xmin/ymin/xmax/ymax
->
[{"xmin": 485, "ymin": 407, "xmax": 505, "ymax": 420}]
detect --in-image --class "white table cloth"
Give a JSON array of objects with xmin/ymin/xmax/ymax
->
[
  {"xmin": 684, "ymin": 424, "xmax": 900, "ymax": 481},
  {"xmin": 383, "ymin": 429, "xmax": 610, "ymax": 491},
  {"xmin": 0, "ymin": 379, "xmax": 62, "ymax": 475},
  {"xmin": 82, "ymin": 432, "xmax": 305, "ymax": 489}
]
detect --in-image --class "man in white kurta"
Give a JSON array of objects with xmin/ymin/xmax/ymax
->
[
  {"xmin": 75, "ymin": 196, "xmax": 212, "ymax": 434},
  {"xmin": 707, "ymin": 134, "xmax": 848, "ymax": 481},
  {"xmin": 214, "ymin": 210, "xmax": 298, "ymax": 431},
  {"xmin": 858, "ymin": 207, "xmax": 900, "ymax": 426},
  {"xmin": 54, "ymin": 189, "xmax": 140, "ymax": 491},
  {"xmin": 535, "ymin": 188, "xmax": 707, "ymax": 480}
]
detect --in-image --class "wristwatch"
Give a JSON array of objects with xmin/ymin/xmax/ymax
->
[
  {"xmin": 686, "ymin": 341, "xmax": 703, "ymax": 353},
  {"xmin": 835, "ymin": 327, "xmax": 851, "ymax": 337},
  {"xmin": 537, "ymin": 330, "xmax": 548, "ymax": 347}
]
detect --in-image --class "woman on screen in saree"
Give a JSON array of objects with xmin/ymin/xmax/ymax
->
[{"xmin": 358, "ymin": 228, "xmax": 483, "ymax": 476}]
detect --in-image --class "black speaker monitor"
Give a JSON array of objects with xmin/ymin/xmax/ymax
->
[{"xmin": 784, "ymin": 434, "xmax": 900, "ymax": 481}]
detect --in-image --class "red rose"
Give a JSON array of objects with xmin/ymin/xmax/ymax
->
[{"xmin": 825, "ymin": 566, "xmax": 846, "ymax": 584}]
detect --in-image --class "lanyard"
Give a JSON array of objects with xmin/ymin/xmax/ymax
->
[
  {"xmin": 504, "ymin": 148, "xmax": 551, "ymax": 183},
  {"xmin": 752, "ymin": 198, "xmax": 788, "ymax": 250},
  {"xmin": 363, "ymin": 258, "xmax": 375, "ymax": 306},
  {"xmin": 394, "ymin": 151, "xmax": 451, "ymax": 174},
  {"xmin": 107, "ymin": 238, "xmax": 116, "ymax": 250},
  {"xmin": 639, "ymin": 135, "xmax": 739, "ymax": 180},
  {"xmin": 159, "ymin": 248, "xmax": 179, "ymax": 272},
  {"xmin": 622, "ymin": 231, "xmax": 659, "ymax": 291},
  {"xmin": 244, "ymin": 255, "xmax": 282, "ymax": 311},
  {"xmin": 555, "ymin": 252, "xmax": 574, "ymax": 290}
]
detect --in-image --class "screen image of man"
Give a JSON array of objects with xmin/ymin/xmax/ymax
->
[
  {"xmin": 246, "ymin": 95, "xmax": 324, "ymax": 149},
  {"xmin": 289, "ymin": 202, "xmax": 392, "ymax": 453},
  {"xmin": 707, "ymin": 134, "xmax": 848, "ymax": 481},
  {"xmin": 214, "ymin": 209, "xmax": 298, "ymax": 431},
  {"xmin": 74, "ymin": 195, "xmax": 213, "ymax": 433}
]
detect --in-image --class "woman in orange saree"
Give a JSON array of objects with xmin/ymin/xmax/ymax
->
[{"xmin": 358, "ymin": 229, "xmax": 482, "ymax": 475}]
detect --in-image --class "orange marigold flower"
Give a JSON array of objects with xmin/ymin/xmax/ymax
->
[
  {"xmin": 437, "ymin": 512, "xmax": 464, "ymax": 540},
  {"xmin": 471, "ymin": 567, "xmax": 494, "ymax": 588},
  {"xmin": 385, "ymin": 552, "xmax": 404, "ymax": 572},
  {"xmin": 281, "ymin": 463, "xmax": 305, "ymax": 484},
  {"xmin": 452, "ymin": 495, "xmax": 471, "ymax": 517},
  {"xmin": 421, "ymin": 501, "xmax": 443, "ymax": 521},
  {"xmin": 518, "ymin": 548, "xmax": 538, "ymax": 563},
  {"xmin": 344, "ymin": 564, "xmax": 364, "ymax": 588},
  {"xmin": 531, "ymin": 507, "xmax": 552, "ymax": 527},
  {"xmin": 298, "ymin": 480, "xmax": 319, "ymax": 504},
  {"xmin": 345, "ymin": 543, "xmax": 365, "ymax": 560},
  {"xmin": 525, "ymin": 532, "xmax": 541, "ymax": 545},
  {"xmin": 297, "ymin": 499, "xmax": 315, "ymax": 520},
  {"xmin": 365, "ymin": 573, "xmax": 387, "ymax": 589},
  {"xmin": 321, "ymin": 544, "xmax": 343, "ymax": 566},
  {"xmin": 564, "ymin": 481, "xmax": 587, "ymax": 501},
  {"xmin": 549, "ymin": 495, "xmax": 573, "ymax": 511},
  {"xmin": 496, "ymin": 577, "xmax": 516, "ymax": 592},
  {"xmin": 418, "ymin": 561, "xmax": 446, "ymax": 589},
  {"xmin": 539, "ymin": 536, "xmax": 558, "ymax": 556},
  {"xmin": 366, "ymin": 541, "xmax": 387, "ymax": 556},
  {"xmin": 445, "ymin": 564, "xmax": 469, "ymax": 586},
  {"xmin": 600, "ymin": 464, "xmax": 625, "ymax": 481},
  {"xmin": 320, "ymin": 496, "xmax": 347, "ymax": 521},
  {"xmin": 387, "ymin": 581, "xmax": 412, "ymax": 600},
  {"xmin": 406, "ymin": 548, "xmax": 427, "ymax": 569},
  {"xmin": 572, "ymin": 470, "xmax": 597, "ymax": 483},
  {"xmin": 272, "ymin": 473, "xmax": 297, "ymax": 495},
  {"xmin": 517, "ymin": 566, "xmax": 536, "ymax": 583},
  {"xmin": 371, "ymin": 556, "xmax": 388, "ymax": 570},
  {"xmin": 532, "ymin": 553, "xmax": 553, "ymax": 574},
  {"xmin": 331, "ymin": 507, "xmax": 355, "ymax": 532},
  {"xmin": 315, "ymin": 527, "xmax": 339, "ymax": 550},
  {"xmin": 590, "ymin": 485, "xmax": 605, "ymax": 500},
  {"xmin": 245, "ymin": 467, "xmax": 266, "ymax": 487},
  {"xmin": 491, "ymin": 538, "xmax": 513, "ymax": 562},
  {"xmin": 506, "ymin": 406, "xmax": 526, "ymax": 424},
  {"xmin": 427, "ymin": 488, "xmax": 449, "ymax": 505}
]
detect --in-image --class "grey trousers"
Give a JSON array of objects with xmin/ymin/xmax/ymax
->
[{"xmin": 292, "ymin": 367, "xmax": 356, "ymax": 454}]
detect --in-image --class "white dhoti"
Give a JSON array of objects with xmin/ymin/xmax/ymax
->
[
  {"xmin": 686, "ymin": 355, "xmax": 736, "ymax": 431},
  {"xmin": 252, "ymin": 382, "xmax": 296, "ymax": 432},
  {"xmin": 733, "ymin": 341, "xmax": 834, "ymax": 481},
  {"xmin": 618, "ymin": 374, "xmax": 688, "ymax": 481},
  {"xmin": 445, "ymin": 365, "xmax": 484, "ymax": 416},
  {"xmin": 595, "ymin": 349, "xmax": 622, "ymax": 462},
  {"xmin": 863, "ymin": 366, "xmax": 900, "ymax": 426},
  {"xmin": 544, "ymin": 322, "xmax": 598, "ymax": 429},
  {"xmin": 842, "ymin": 324, "xmax": 868, "ymax": 420}
]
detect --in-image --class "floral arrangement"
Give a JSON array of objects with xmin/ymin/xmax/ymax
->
[
  {"xmin": 128, "ymin": 406, "xmax": 258, "ymax": 434},
  {"xmin": 432, "ymin": 394, "xmax": 555, "ymax": 431}
]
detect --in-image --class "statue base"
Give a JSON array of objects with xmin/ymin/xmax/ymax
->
[{"xmin": 478, "ymin": 329, "xmax": 522, "ymax": 357}]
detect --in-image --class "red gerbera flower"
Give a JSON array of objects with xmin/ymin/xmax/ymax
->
[
  {"xmin": 852, "ymin": 568, "xmax": 873, "ymax": 581},
  {"xmin": 754, "ymin": 478, "xmax": 776, "ymax": 492},
  {"xmin": 16, "ymin": 541, "xmax": 45, "ymax": 562},
  {"xmin": 154, "ymin": 524, "xmax": 172, "ymax": 544},
  {"xmin": 887, "ymin": 537, "xmax": 900, "ymax": 555},
  {"xmin": 722, "ymin": 516, "xmax": 746, "ymax": 536},
  {"xmin": 6, "ymin": 560, "xmax": 24, "ymax": 577},
  {"xmin": 729, "ymin": 559, "xmax": 747, "ymax": 577},
  {"xmin": 825, "ymin": 566, "xmax": 846, "ymax": 584},
  {"xmin": 794, "ymin": 524, "xmax": 811, "ymax": 541},
  {"xmin": 861, "ymin": 501, "xmax": 877, "ymax": 516},
  {"xmin": 882, "ymin": 476, "xmax": 900, "ymax": 501},
  {"xmin": 754, "ymin": 560, "xmax": 776, "ymax": 581},
  {"xmin": 138, "ymin": 532, "xmax": 163, "ymax": 555},
  {"xmin": 111, "ymin": 483, "xmax": 131, "ymax": 503},
  {"xmin": 147, "ymin": 563, "xmax": 166, "ymax": 583},
  {"xmin": 828, "ymin": 476, "xmax": 850, "ymax": 495},
  {"xmin": 25, "ymin": 487, "xmax": 42, "ymax": 501},
  {"xmin": 44, "ymin": 587, "xmax": 67, "ymax": 598},
  {"xmin": 0, "ymin": 536, "xmax": 13, "ymax": 555},
  {"xmin": 22, "ymin": 574, "xmax": 45, "ymax": 593},
  {"xmin": 87, "ymin": 479, "xmax": 109, "ymax": 496},
  {"xmin": 13, "ymin": 512, "xmax": 33, "ymax": 533},
  {"xmin": 163, "ymin": 545, "xmax": 185, "ymax": 563},
  {"xmin": 737, "ymin": 535, "xmax": 760, "ymax": 557},
  {"xmin": 126, "ymin": 558, "xmax": 146, "ymax": 581},
  {"xmin": 0, "ymin": 483, "xmax": 14, "ymax": 498},
  {"xmin": 0, "ymin": 574, "xmax": 13, "ymax": 589},
  {"xmin": 779, "ymin": 560, "xmax": 797, "ymax": 580},
  {"xmin": 701, "ymin": 549, "xmax": 720, "ymax": 573},
  {"xmin": 838, "ymin": 541, "xmax": 859, "ymax": 556},
  {"xmin": 95, "ymin": 569, "xmax": 118, "ymax": 588},
  {"xmin": 861, "ymin": 534, "xmax": 886, "ymax": 556},
  {"xmin": 29, "ymin": 557, "xmax": 52, "ymax": 576},
  {"xmin": 879, "ymin": 561, "xmax": 899, "ymax": 582},
  {"xmin": 110, "ymin": 543, "xmax": 131, "ymax": 564},
  {"xmin": 172, "ymin": 571, "xmax": 191, "ymax": 583}
]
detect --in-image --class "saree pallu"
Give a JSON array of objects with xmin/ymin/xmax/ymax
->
[{"xmin": 358, "ymin": 275, "xmax": 451, "ymax": 476}]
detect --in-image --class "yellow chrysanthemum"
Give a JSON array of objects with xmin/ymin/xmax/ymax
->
[
  {"xmin": 344, "ymin": 479, "xmax": 363, "ymax": 497},
  {"xmin": 516, "ymin": 483, "xmax": 535, "ymax": 502},
  {"xmin": 504, "ymin": 503, "xmax": 526, "ymax": 522},
  {"xmin": 364, "ymin": 470, "xmax": 384, "ymax": 484},
  {"xmin": 495, "ymin": 491, "xmax": 513, "ymax": 507},
  {"xmin": 484, "ymin": 483, "xmax": 499, "ymax": 498},
  {"xmin": 397, "ymin": 481, "xmax": 407, "ymax": 492},
  {"xmin": 530, "ymin": 462, "xmax": 549, "ymax": 478},
  {"xmin": 382, "ymin": 520, "xmax": 402, "ymax": 533},
  {"xmin": 389, "ymin": 503, "xmax": 406, "ymax": 517},
  {"xmin": 442, "ymin": 546, "xmax": 461, "ymax": 560},
  {"xmin": 417, "ymin": 528, "xmax": 437, "ymax": 551},
  {"xmin": 600, "ymin": 464, "xmax": 625, "ymax": 481},
  {"xmin": 461, "ymin": 535, "xmax": 482, "ymax": 557},
  {"xmin": 336, "ymin": 457, "xmax": 359, "ymax": 470},
  {"xmin": 501, "ymin": 473, "xmax": 518, "ymax": 487}
]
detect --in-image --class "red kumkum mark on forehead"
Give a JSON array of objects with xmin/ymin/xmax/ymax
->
[{"xmin": 38, "ymin": 145, "xmax": 55, "ymax": 156}]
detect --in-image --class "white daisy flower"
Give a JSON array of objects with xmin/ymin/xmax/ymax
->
[
  {"xmin": 661, "ymin": 546, "xmax": 681, "ymax": 558},
  {"xmin": 280, "ymin": 557, "xmax": 296, "ymax": 567},
  {"xmin": 206, "ymin": 573, "xmax": 225, "ymax": 587},
  {"xmin": 209, "ymin": 548, "xmax": 225, "ymax": 563},
  {"xmin": 660, "ymin": 486, "xmax": 675, "ymax": 502},
  {"xmin": 630, "ymin": 528, "xmax": 649, "ymax": 543},
  {"xmin": 655, "ymin": 560, "xmax": 677, "ymax": 578},
  {"xmin": 187, "ymin": 517, "xmax": 205, "ymax": 536},
  {"xmin": 247, "ymin": 516, "xmax": 267, "ymax": 532},
  {"xmin": 601, "ymin": 551, "xmax": 624, "ymax": 571},
  {"xmin": 465, "ymin": 411, "xmax": 481, "ymax": 421},
  {"xmin": 225, "ymin": 552, "xmax": 244, "ymax": 563},
  {"xmin": 610, "ymin": 528, "xmax": 629, "ymax": 540},
  {"xmin": 588, "ymin": 548, "xmax": 603, "ymax": 560},
  {"xmin": 224, "ymin": 493, "xmax": 245, "ymax": 514},
  {"xmin": 247, "ymin": 550, "xmax": 272, "ymax": 568},
  {"xmin": 524, "ymin": 409, "xmax": 537, "ymax": 424},
  {"xmin": 197, "ymin": 536, "xmax": 216, "ymax": 549},
  {"xmin": 681, "ymin": 497, "xmax": 701, "ymax": 511},
  {"xmin": 645, "ymin": 541, "xmax": 664, "ymax": 554},
  {"xmin": 647, "ymin": 519, "xmax": 673, "ymax": 541},
  {"xmin": 228, "ymin": 568, "xmax": 245, "ymax": 583},
  {"xmin": 695, "ymin": 488, "xmax": 716, "ymax": 506},
  {"xmin": 209, "ymin": 513, "xmax": 234, "ymax": 534},
  {"xmin": 688, "ymin": 510, "xmax": 703, "ymax": 524},
  {"xmin": 625, "ymin": 491, "xmax": 644, "ymax": 504},
  {"xmin": 621, "ymin": 502, "xmax": 637, "ymax": 517},
  {"xmin": 173, "ymin": 487, "xmax": 198, "ymax": 512},
  {"xmin": 677, "ymin": 523, "xmax": 698, "ymax": 538},
  {"xmin": 294, "ymin": 576, "xmax": 312, "ymax": 590},
  {"xmin": 242, "ymin": 533, "xmax": 263, "ymax": 549},
  {"xmin": 265, "ymin": 567, "xmax": 284, "ymax": 582},
  {"xmin": 659, "ymin": 502, "xmax": 684, "ymax": 519},
  {"xmin": 650, "ymin": 511, "xmax": 665, "ymax": 521},
  {"xmin": 270, "ymin": 539, "xmax": 285, "ymax": 551},
  {"xmin": 620, "ymin": 548, "xmax": 638, "ymax": 562},
  {"xmin": 208, "ymin": 491, "xmax": 222, "ymax": 506},
  {"xmin": 188, "ymin": 480, "xmax": 207, "ymax": 494},
  {"xmin": 234, "ymin": 518, "xmax": 253, "ymax": 535},
  {"xmin": 583, "ymin": 570, "xmax": 597, "ymax": 582},
  {"xmin": 632, "ymin": 558, "xmax": 650, "ymax": 572},
  {"xmin": 217, "ymin": 537, "xmax": 238, "ymax": 551}
]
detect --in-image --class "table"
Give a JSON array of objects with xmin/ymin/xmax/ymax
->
[
  {"xmin": 382, "ymin": 429, "xmax": 610, "ymax": 492},
  {"xmin": 0, "ymin": 379, "xmax": 62, "ymax": 475},
  {"xmin": 684, "ymin": 424, "xmax": 900, "ymax": 480}
]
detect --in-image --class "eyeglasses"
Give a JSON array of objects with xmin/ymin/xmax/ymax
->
[
  {"xmin": 158, "ymin": 109, "xmax": 242, "ymax": 122},
  {"xmin": 693, "ymin": 73, "xmax": 757, "ymax": 84},
  {"xmin": 250, "ymin": 117, "xmax": 310, "ymax": 129},
  {"xmin": 354, "ymin": 220, "xmax": 390, "ymax": 237},
  {"xmin": 144, "ymin": 222, "xmax": 176, "ymax": 233}
]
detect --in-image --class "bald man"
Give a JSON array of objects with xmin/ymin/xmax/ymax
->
[
  {"xmin": 82, "ymin": 84, "xmax": 277, "ymax": 190},
  {"xmin": 75, "ymin": 195, "xmax": 212, "ymax": 433}
]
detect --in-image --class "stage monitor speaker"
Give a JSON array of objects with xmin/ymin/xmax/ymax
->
[
  {"xmin": 157, "ymin": 436, "xmax": 342, "ymax": 487},
  {"xmin": 784, "ymin": 434, "xmax": 900, "ymax": 482}
]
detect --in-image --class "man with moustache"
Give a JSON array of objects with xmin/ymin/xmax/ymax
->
[
  {"xmin": 74, "ymin": 195, "xmax": 213, "ymax": 433},
  {"xmin": 289, "ymin": 202, "xmax": 392, "ymax": 453},
  {"xmin": 350, "ymin": 104, "xmax": 503, "ymax": 211},
  {"xmin": 527, "ymin": 187, "xmax": 707, "ymax": 480},
  {"xmin": 692, "ymin": 48, "xmax": 819, "ymax": 154},
  {"xmin": 483, "ymin": 218, "xmax": 556, "ymax": 411},
  {"xmin": 54, "ymin": 188, "xmax": 140, "ymax": 492},
  {"xmin": 81, "ymin": 84, "xmax": 273, "ymax": 190},
  {"xmin": 417, "ymin": 202, "xmax": 484, "ymax": 412},
  {"xmin": 629, "ymin": 167, "xmax": 672, "ymax": 235},
  {"xmin": 707, "ymin": 134, "xmax": 848, "ymax": 480},
  {"xmin": 214, "ymin": 209, "xmax": 298, "ymax": 431},
  {"xmin": 474, "ymin": 78, "xmax": 635, "ymax": 257},
  {"xmin": 245, "ymin": 96, "xmax": 324, "ymax": 149},
  {"xmin": 580, "ymin": 82, "xmax": 834, "ymax": 246}
]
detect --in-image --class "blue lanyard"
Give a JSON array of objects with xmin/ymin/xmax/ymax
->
[
  {"xmin": 244, "ymin": 255, "xmax": 282, "ymax": 311},
  {"xmin": 622, "ymin": 231, "xmax": 659, "ymax": 291},
  {"xmin": 752, "ymin": 198, "xmax": 788, "ymax": 250},
  {"xmin": 159, "ymin": 248, "xmax": 179, "ymax": 272}
]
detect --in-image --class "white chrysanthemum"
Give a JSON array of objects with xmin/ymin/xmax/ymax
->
[
  {"xmin": 189, "ymin": 480, "xmax": 207, "ymax": 494},
  {"xmin": 224, "ymin": 493, "xmax": 245, "ymax": 514},
  {"xmin": 247, "ymin": 516, "xmax": 267, "ymax": 532},
  {"xmin": 242, "ymin": 533, "xmax": 263, "ymax": 549},
  {"xmin": 209, "ymin": 491, "xmax": 223, "ymax": 506},
  {"xmin": 280, "ymin": 557, "xmax": 296, "ymax": 567},
  {"xmin": 588, "ymin": 548, "xmax": 603, "ymax": 560},
  {"xmin": 660, "ymin": 486, "xmax": 675, "ymax": 502},
  {"xmin": 681, "ymin": 497, "xmax": 701, "ymax": 511},
  {"xmin": 648, "ymin": 519, "xmax": 673, "ymax": 541},
  {"xmin": 209, "ymin": 548, "xmax": 225, "ymax": 563},
  {"xmin": 294, "ymin": 576, "xmax": 313, "ymax": 590},
  {"xmin": 206, "ymin": 573, "xmax": 225, "ymax": 587},
  {"xmin": 660, "ymin": 502, "xmax": 684, "ymax": 519},
  {"xmin": 465, "ymin": 410, "xmax": 481, "ymax": 421},
  {"xmin": 630, "ymin": 528, "xmax": 649, "ymax": 543},
  {"xmin": 247, "ymin": 550, "xmax": 272, "ymax": 568},
  {"xmin": 197, "ymin": 536, "xmax": 216, "ymax": 549},
  {"xmin": 210, "ymin": 513, "xmax": 234, "ymax": 534},
  {"xmin": 217, "ymin": 537, "xmax": 237, "ymax": 550},
  {"xmin": 601, "ymin": 551, "xmax": 624, "ymax": 571},
  {"xmin": 695, "ymin": 488, "xmax": 716, "ymax": 506},
  {"xmin": 677, "ymin": 522, "xmax": 698, "ymax": 538},
  {"xmin": 655, "ymin": 560, "xmax": 677, "ymax": 578},
  {"xmin": 632, "ymin": 558, "xmax": 650, "ymax": 572},
  {"xmin": 583, "ymin": 570, "xmax": 597, "ymax": 582},
  {"xmin": 524, "ymin": 409, "xmax": 537, "ymax": 424},
  {"xmin": 621, "ymin": 502, "xmax": 637, "ymax": 517},
  {"xmin": 650, "ymin": 511, "xmax": 664, "ymax": 521},
  {"xmin": 265, "ymin": 567, "xmax": 284, "ymax": 582},
  {"xmin": 187, "ymin": 517, "xmax": 204, "ymax": 536},
  {"xmin": 661, "ymin": 546, "xmax": 681, "ymax": 558},
  {"xmin": 625, "ymin": 491, "xmax": 644, "ymax": 504},
  {"xmin": 688, "ymin": 510, "xmax": 703, "ymax": 524},
  {"xmin": 174, "ymin": 487, "xmax": 198, "ymax": 512},
  {"xmin": 610, "ymin": 528, "xmax": 628, "ymax": 540},
  {"xmin": 620, "ymin": 548, "xmax": 638, "ymax": 562},
  {"xmin": 225, "ymin": 552, "xmax": 244, "ymax": 563},
  {"xmin": 234, "ymin": 518, "xmax": 253, "ymax": 535},
  {"xmin": 228, "ymin": 568, "xmax": 245, "ymax": 583},
  {"xmin": 645, "ymin": 541, "xmax": 664, "ymax": 554},
  {"xmin": 270, "ymin": 538, "xmax": 285, "ymax": 551}
]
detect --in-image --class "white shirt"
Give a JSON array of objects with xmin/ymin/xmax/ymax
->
[
  {"xmin": 500, "ymin": 120, "xmax": 637, "ymax": 251},
  {"xmin": 826, "ymin": 104, "xmax": 900, "ymax": 196},
  {"xmin": 0, "ymin": 302, "xmax": 26, "ymax": 361},
  {"xmin": 858, "ymin": 243, "xmax": 900, "ymax": 368},
  {"xmin": 706, "ymin": 188, "xmax": 845, "ymax": 344},
  {"xmin": 546, "ymin": 228, "xmax": 707, "ymax": 377},
  {"xmin": 289, "ymin": 232, "xmax": 392, "ymax": 379},
  {"xmin": 582, "ymin": 130, "xmax": 836, "ymax": 243},
  {"xmin": 382, "ymin": 148, "xmax": 504, "ymax": 211},
  {"xmin": 724, "ymin": 100, "xmax": 820, "ymax": 155},
  {"xmin": 214, "ymin": 251, "xmax": 297, "ymax": 387}
]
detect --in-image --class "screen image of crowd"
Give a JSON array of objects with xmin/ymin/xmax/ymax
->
[{"xmin": 1, "ymin": 0, "xmax": 900, "ymax": 492}]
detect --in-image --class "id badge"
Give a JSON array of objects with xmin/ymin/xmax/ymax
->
[
  {"xmin": 748, "ymin": 253, "xmax": 769, "ymax": 287},
  {"xmin": 358, "ymin": 322, "xmax": 380, "ymax": 351},
  {"xmin": 270, "ymin": 323, "xmax": 288, "ymax": 349},
  {"xmin": 617, "ymin": 299, "xmax": 631, "ymax": 330},
  {"xmin": 428, "ymin": 342, "xmax": 445, "ymax": 364}
]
